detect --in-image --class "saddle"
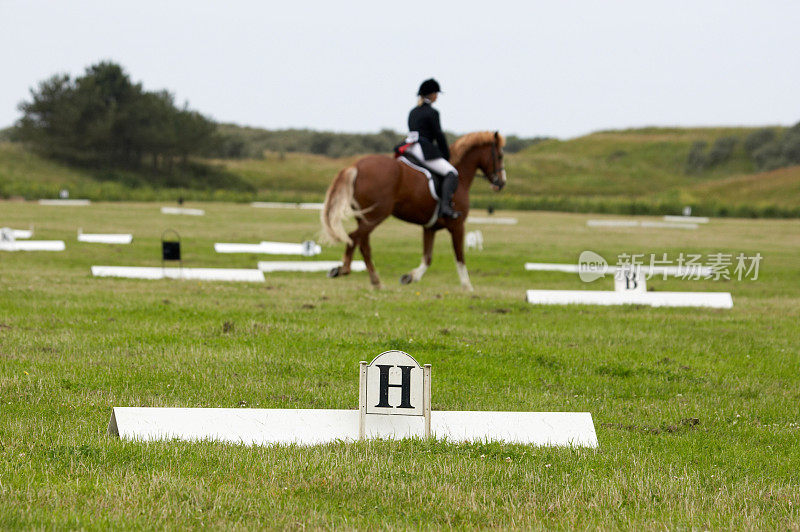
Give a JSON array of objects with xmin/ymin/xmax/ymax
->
[{"xmin": 394, "ymin": 142, "xmax": 444, "ymax": 200}]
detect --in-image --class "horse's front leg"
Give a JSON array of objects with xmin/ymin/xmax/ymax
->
[
  {"xmin": 449, "ymin": 222, "xmax": 473, "ymax": 291},
  {"xmin": 400, "ymin": 227, "xmax": 436, "ymax": 285}
]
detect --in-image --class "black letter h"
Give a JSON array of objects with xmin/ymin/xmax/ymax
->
[{"xmin": 375, "ymin": 365, "xmax": 414, "ymax": 409}]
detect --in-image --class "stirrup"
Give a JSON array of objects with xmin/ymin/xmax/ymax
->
[{"xmin": 439, "ymin": 204, "xmax": 461, "ymax": 219}]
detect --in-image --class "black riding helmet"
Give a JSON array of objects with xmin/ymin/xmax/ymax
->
[{"xmin": 417, "ymin": 78, "xmax": 441, "ymax": 96}]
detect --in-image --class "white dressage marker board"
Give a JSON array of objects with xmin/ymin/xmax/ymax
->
[
  {"xmin": 161, "ymin": 207, "xmax": 205, "ymax": 216},
  {"xmin": 215, "ymin": 240, "xmax": 321, "ymax": 256},
  {"xmin": 467, "ymin": 216, "xmax": 518, "ymax": 225},
  {"xmin": 526, "ymin": 289, "xmax": 733, "ymax": 309},
  {"xmin": 38, "ymin": 199, "xmax": 91, "ymax": 206},
  {"xmin": 614, "ymin": 268, "xmax": 647, "ymax": 293},
  {"xmin": 109, "ymin": 351, "xmax": 598, "ymax": 448},
  {"xmin": 258, "ymin": 260, "xmax": 366, "ymax": 272},
  {"xmin": 360, "ymin": 351, "xmax": 431, "ymax": 438},
  {"xmin": 524, "ymin": 262, "xmax": 713, "ymax": 277},
  {"xmin": 663, "ymin": 215, "xmax": 710, "ymax": 224},
  {"xmin": 78, "ymin": 230, "xmax": 133, "ymax": 244},
  {"xmin": 91, "ymin": 266, "xmax": 264, "ymax": 282},
  {"xmin": 465, "ymin": 230, "xmax": 484, "ymax": 251}
]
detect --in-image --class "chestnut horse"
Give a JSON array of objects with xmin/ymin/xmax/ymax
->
[{"xmin": 320, "ymin": 131, "xmax": 506, "ymax": 290}]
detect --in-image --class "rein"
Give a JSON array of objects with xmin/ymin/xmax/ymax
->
[{"xmin": 483, "ymin": 141, "xmax": 505, "ymax": 189}]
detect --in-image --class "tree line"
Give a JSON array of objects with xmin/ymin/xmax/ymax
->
[
  {"xmin": 212, "ymin": 124, "xmax": 546, "ymax": 159},
  {"xmin": 10, "ymin": 61, "xmax": 546, "ymax": 172},
  {"xmin": 14, "ymin": 62, "xmax": 218, "ymax": 174}
]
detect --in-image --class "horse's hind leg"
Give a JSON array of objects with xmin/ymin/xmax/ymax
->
[
  {"xmin": 358, "ymin": 229, "xmax": 382, "ymax": 289},
  {"xmin": 400, "ymin": 227, "xmax": 436, "ymax": 285},
  {"xmin": 328, "ymin": 230, "xmax": 360, "ymax": 278}
]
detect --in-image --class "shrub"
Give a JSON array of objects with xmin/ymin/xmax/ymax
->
[
  {"xmin": 780, "ymin": 129, "xmax": 800, "ymax": 165},
  {"xmin": 503, "ymin": 135, "xmax": 548, "ymax": 153},
  {"xmin": 707, "ymin": 136, "xmax": 737, "ymax": 166},
  {"xmin": 753, "ymin": 142, "xmax": 787, "ymax": 171},
  {"xmin": 744, "ymin": 128, "xmax": 776, "ymax": 154},
  {"xmin": 746, "ymin": 121, "xmax": 800, "ymax": 171},
  {"xmin": 685, "ymin": 141, "xmax": 708, "ymax": 173}
]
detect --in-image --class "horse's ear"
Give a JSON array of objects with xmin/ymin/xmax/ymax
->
[{"xmin": 494, "ymin": 131, "xmax": 499, "ymax": 142}]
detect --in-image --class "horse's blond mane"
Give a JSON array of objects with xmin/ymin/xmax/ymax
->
[{"xmin": 450, "ymin": 131, "xmax": 505, "ymax": 166}]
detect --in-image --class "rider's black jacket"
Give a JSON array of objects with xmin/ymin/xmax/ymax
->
[{"xmin": 408, "ymin": 102, "xmax": 450, "ymax": 161}]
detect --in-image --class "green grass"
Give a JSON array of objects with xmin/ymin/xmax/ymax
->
[
  {"xmin": 1, "ymin": 202, "xmax": 799, "ymax": 527},
  {"xmin": 3, "ymin": 126, "xmax": 800, "ymax": 218}
]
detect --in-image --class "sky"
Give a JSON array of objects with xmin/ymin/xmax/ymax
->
[{"xmin": 1, "ymin": 0, "xmax": 799, "ymax": 139}]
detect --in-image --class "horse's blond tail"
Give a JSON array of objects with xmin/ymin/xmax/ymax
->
[{"xmin": 321, "ymin": 166, "xmax": 358, "ymax": 245}]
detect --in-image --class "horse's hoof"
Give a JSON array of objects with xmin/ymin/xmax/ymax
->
[
  {"xmin": 399, "ymin": 274, "xmax": 413, "ymax": 285},
  {"xmin": 328, "ymin": 266, "xmax": 341, "ymax": 278}
]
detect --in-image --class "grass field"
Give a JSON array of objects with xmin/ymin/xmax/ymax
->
[{"xmin": 1, "ymin": 201, "xmax": 799, "ymax": 528}]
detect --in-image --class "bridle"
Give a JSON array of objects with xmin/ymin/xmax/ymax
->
[{"xmin": 484, "ymin": 139, "xmax": 506, "ymax": 190}]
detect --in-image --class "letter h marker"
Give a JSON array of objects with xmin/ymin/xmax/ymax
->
[{"xmin": 359, "ymin": 351, "xmax": 431, "ymax": 440}]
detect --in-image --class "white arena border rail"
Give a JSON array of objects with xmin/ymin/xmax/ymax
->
[
  {"xmin": 8, "ymin": 226, "xmax": 34, "ymax": 239},
  {"xmin": 91, "ymin": 266, "xmax": 264, "ymax": 282},
  {"xmin": 215, "ymin": 241, "xmax": 321, "ymax": 255},
  {"xmin": 38, "ymin": 199, "xmax": 91, "ymax": 206},
  {"xmin": 161, "ymin": 207, "xmax": 205, "ymax": 216},
  {"xmin": 251, "ymin": 202, "xmax": 324, "ymax": 210},
  {"xmin": 109, "ymin": 407, "xmax": 597, "ymax": 447},
  {"xmin": 467, "ymin": 216, "xmax": 518, "ymax": 225},
  {"xmin": 663, "ymin": 215, "xmax": 710, "ymax": 223},
  {"xmin": 258, "ymin": 260, "xmax": 366, "ymax": 272},
  {"xmin": 524, "ymin": 261, "xmax": 731, "ymax": 309},
  {"xmin": 0, "ymin": 240, "xmax": 65, "ymax": 252},
  {"xmin": 587, "ymin": 219, "xmax": 699, "ymax": 229},
  {"xmin": 109, "ymin": 350, "xmax": 597, "ymax": 448},
  {"xmin": 524, "ymin": 262, "xmax": 713, "ymax": 277},
  {"xmin": 526, "ymin": 289, "xmax": 733, "ymax": 309},
  {"xmin": 78, "ymin": 230, "xmax": 133, "ymax": 244}
]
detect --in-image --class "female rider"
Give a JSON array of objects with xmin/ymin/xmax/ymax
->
[{"xmin": 404, "ymin": 78, "xmax": 460, "ymax": 219}]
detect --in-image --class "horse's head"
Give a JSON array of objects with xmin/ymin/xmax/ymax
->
[
  {"xmin": 479, "ymin": 131, "xmax": 506, "ymax": 191},
  {"xmin": 450, "ymin": 131, "xmax": 507, "ymax": 191}
]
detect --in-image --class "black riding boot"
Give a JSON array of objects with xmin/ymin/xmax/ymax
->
[{"xmin": 439, "ymin": 172, "xmax": 461, "ymax": 219}]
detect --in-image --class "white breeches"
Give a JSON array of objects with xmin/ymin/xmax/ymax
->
[{"xmin": 406, "ymin": 143, "xmax": 458, "ymax": 176}]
